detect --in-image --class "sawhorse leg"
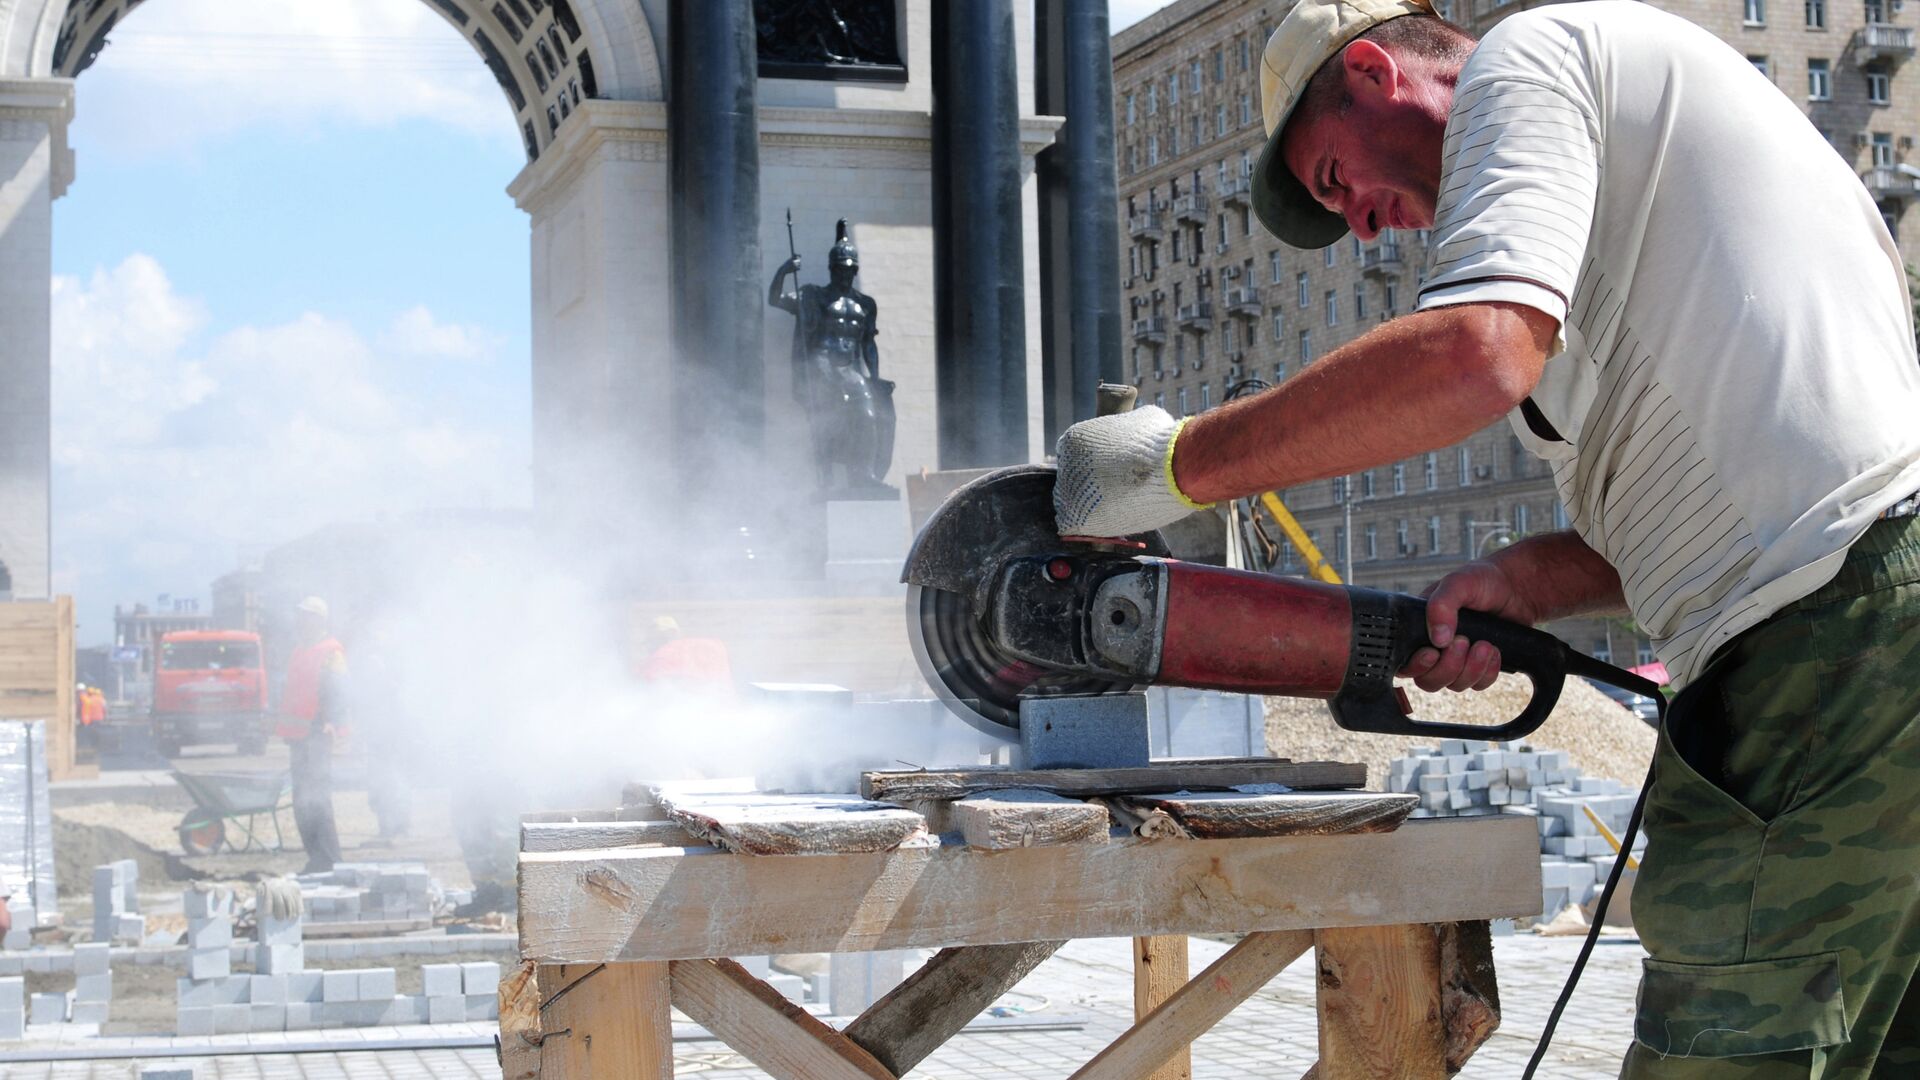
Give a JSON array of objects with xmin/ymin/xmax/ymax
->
[
  {"xmin": 500, "ymin": 961, "xmax": 675, "ymax": 1080},
  {"xmin": 1311, "ymin": 925, "xmax": 1446, "ymax": 1080}
]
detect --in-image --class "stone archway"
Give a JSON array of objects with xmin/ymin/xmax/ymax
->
[{"xmin": 0, "ymin": 0, "xmax": 666, "ymax": 598}]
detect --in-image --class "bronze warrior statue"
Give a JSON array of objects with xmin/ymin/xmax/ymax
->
[{"xmin": 769, "ymin": 217, "xmax": 897, "ymax": 498}]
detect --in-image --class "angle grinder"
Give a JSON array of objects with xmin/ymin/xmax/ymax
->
[{"xmin": 902, "ymin": 463, "xmax": 1658, "ymax": 741}]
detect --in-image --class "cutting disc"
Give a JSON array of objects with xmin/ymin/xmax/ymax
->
[{"xmin": 901, "ymin": 465, "xmax": 1170, "ymax": 738}]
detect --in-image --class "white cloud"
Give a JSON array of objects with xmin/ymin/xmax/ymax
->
[
  {"xmin": 72, "ymin": 0, "xmax": 518, "ymax": 157},
  {"xmin": 380, "ymin": 304, "xmax": 497, "ymax": 360},
  {"xmin": 1110, "ymin": 0, "xmax": 1177, "ymax": 32},
  {"xmin": 51, "ymin": 253, "xmax": 528, "ymax": 633}
]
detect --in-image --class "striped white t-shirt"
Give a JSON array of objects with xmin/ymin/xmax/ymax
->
[{"xmin": 1417, "ymin": 1, "xmax": 1920, "ymax": 686}]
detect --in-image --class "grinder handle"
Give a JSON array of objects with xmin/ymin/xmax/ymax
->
[{"xmin": 1329, "ymin": 591, "xmax": 1568, "ymax": 741}]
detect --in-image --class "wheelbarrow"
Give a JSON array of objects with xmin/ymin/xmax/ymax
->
[{"xmin": 172, "ymin": 770, "xmax": 292, "ymax": 855}]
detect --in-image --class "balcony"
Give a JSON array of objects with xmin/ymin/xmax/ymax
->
[
  {"xmin": 1171, "ymin": 191, "xmax": 1209, "ymax": 225},
  {"xmin": 1865, "ymin": 165, "xmax": 1920, "ymax": 202},
  {"xmin": 1128, "ymin": 209, "xmax": 1163, "ymax": 241},
  {"xmin": 1361, "ymin": 243, "xmax": 1404, "ymax": 278},
  {"xmin": 1856, "ymin": 23, "xmax": 1915, "ymax": 68},
  {"xmin": 1175, "ymin": 301, "xmax": 1214, "ymax": 333},
  {"xmin": 1132, "ymin": 315, "xmax": 1168, "ymax": 343},
  {"xmin": 1215, "ymin": 174, "xmax": 1251, "ymax": 206},
  {"xmin": 1223, "ymin": 285, "xmax": 1263, "ymax": 317}
]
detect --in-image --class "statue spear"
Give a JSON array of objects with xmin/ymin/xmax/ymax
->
[{"xmin": 785, "ymin": 207, "xmax": 798, "ymax": 263}]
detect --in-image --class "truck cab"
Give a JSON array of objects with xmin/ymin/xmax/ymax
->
[{"xmin": 151, "ymin": 630, "xmax": 268, "ymax": 757}]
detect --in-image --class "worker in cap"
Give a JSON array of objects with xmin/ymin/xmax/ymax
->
[
  {"xmin": 1056, "ymin": 0, "xmax": 1920, "ymax": 1071},
  {"xmin": 278, "ymin": 596, "xmax": 347, "ymax": 873}
]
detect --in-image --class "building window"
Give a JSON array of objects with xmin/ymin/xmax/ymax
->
[
  {"xmin": 1745, "ymin": 0, "xmax": 1766, "ymax": 22},
  {"xmin": 1637, "ymin": 641, "xmax": 1656, "ymax": 665},
  {"xmin": 1459, "ymin": 446, "xmax": 1472, "ymax": 485},
  {"xmin": 1223, "ymin": 321, "xmax": 1236, "ymax": 352},
  {"xmin": 1298, "ymin": 329, "xmax": 1312, "ymax": 363},
  {"xmin": 1273, "ymin": 310, "xmax": 1285, "ymax": 339},
  {"xmin": 1189, "ymin": 60, "xmax": 1202, "ymax": 94},
  {"xmin": 1213, "ymin": 47, "xmax": 1225, "ymax": 81},
  {"xmin": 1125, "ymin": 93, "xmax": 1136, "ymax": 125},
  {"xmin": 1594, "ymin": 639, "xmax": 1612, "ymax": 664},
  {"xmin": 1869, "ymin": 70, "xmax": 1891, "ymax": 104},
  {"xmin": 1809, "ymin": 58, "xmax": 1831, "ymax": 100},
  {"xmin": 1177, "ymin": 386, "xmax": 1189, "ymax": 416},
  {"xmin": 1332, "ymin": 476, "xmax": 1348, "ymax": 503},
  {"xmin": 1361, "ymin": 470, "xmax": 1376, "ymax": 498},
  {"xmin": 1240, "ymin": 150, "xmax": 1253, "ymax": 177},
  {"xmin": 1365, "ymin": 524, "xmax": 1378, "ymax": 559},
  {"xmin": 1428, "ymin": 515, "xmax": 1442, "ymax": 553},
  {"xmin": 1200, "ymin": 382, "xmax": 1212, "ymax": 410},
  {"xmin": 1867, "ymin": 0, "xmax": 1887, "ymax": 21},
  {"xmin": 1169, "ymin": 73, "xmax": 1179, "ymax": 107},
  {"xmin": 1334, "ymin": 525, "xmax": 1347, "ymax": 562},
  {"xmin": 1354, "ymin": 282, "xmax": 1367, "ymax": 320},
  {"xmin": 1147, "ymin": 83, "xmax": 1158, "ymax": 114},
  {"xmin": 1239, "ymin": 36, "xmax": 1252, "ymax": 71},
  {"xmin": 1269, "ymin": 250, "xmax": 1283, "ymax": 283},
  {"xmin": 1325, "ymin": 290, "xmax": 1339, "ymax": 325},
  {"xmin": 1514, "ymin": 503, "xmax": 1531, "ymax": 535},
  {"xmin": 1384, "ymin": 280, "xmax": 1399, "ymax": 313},
  {"xmin": 1749, "ymin": 55, "xmax": 1770, "ymax": 80},
  {"xmin": 1553, "ymin": 501, "xmax": 1569, "ymax": 529},
  {"xmin": 1148, "ymin": 135, "xmax": 1160, "ymax": 165},
  {"xmin": 1806, "ymin": 0, "xmax": 1825, "ymax": 28},
  {"xmin": 1191, "ymin": 115, "xmax": 1203, "ymax": 145},
  {"xmin": 1273, "ymin": 363, "xmax": 1286, "ymax": 383},
  {"xmin": 1392, "ymin": 462, "xmax": 1406, "ymax": 495},
  {"xmin": 1297, "ymin": 271, "xmax": 1310, "ymax": 307},
  {"xmin": 1324, "ymin": 245, "xmax": 1337, "ymax": 268},
  {"xmin": 1423, "ymin": 452, "xmax": 1437, "ymax": 489},
  {"xmin": 1239, "ymin": 93, "xmax": 1253, "ymax": 126},
  {"xmin": 1874, "ymin": 131, "xmax": 1895, "ymax": 166},
  {"xmin": 1215, "ymin": 105, "xmax": 1228, "ymax": 136},
  {"xmin": 1396, "ymin": 519, "xmax": 1410, "ymax": 554},
  {"xmin": 1155, "ymin": 391, "xmax": 1166, "ymax": 409}
]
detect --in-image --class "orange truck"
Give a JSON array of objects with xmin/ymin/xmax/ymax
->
[{"xmin": 150, "ymin": 630, "xmax": 268, "ymax": 757}]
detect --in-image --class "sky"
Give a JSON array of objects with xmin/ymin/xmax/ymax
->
[{"xmin": 50, "ymin": 0, "xmax": 1176, "ymax": 646}]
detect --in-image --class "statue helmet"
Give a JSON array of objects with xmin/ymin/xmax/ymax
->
[{"xmin": 829, "ymin": 218, "xmax": 859, "ymax": 272}]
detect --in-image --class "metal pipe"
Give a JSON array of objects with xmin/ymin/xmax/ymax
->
[
  {"xmin": 932, "ymin": 0, "xmax": 1029, "ymax": 468},
  {"xmin": 669, "ymin": 0, "xmax": 763, "ymax": 487},
  {"xmin": 1035, "ymin": 0, "xmax": 1124, "ymax": 444}
]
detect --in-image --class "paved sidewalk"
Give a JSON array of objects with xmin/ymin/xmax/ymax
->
[{"xmin": 0, "ymin": 931, "xmax": 1644, "ymax": 1078}]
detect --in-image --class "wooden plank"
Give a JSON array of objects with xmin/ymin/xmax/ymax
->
[
  {"xmin": 522, "ymin": 820, "xmax": 699, "ymax": 852},
  {"xmin": 952, "ymin": 789, "xmax": 1110, "ymax": 849},
  {"xmin": 498, "ymin": 960, "xmax": 542, "ymax": 1080},
  {"xmin": 1133, "ymin": 936, "xmax": 1192, "ymax": 1080},
  {"xmin": 539, "ymin": 961, "xmax": 674, "ymax": 1080},
  {"xmin": 1071, "ymin": 930, "xmax": 1313, "ymax": 1080},
  {"xmin": 844, "ymin": 941, "xmax": 1064, "ymax": 1075},
  {"xmin": 52, "ymin": 595, "xmax": 73, "ymax": 782},
  {"xmin": 652, "ymin": 790, "xmax": 927, "ymax": 856},
  {"xmin": 1314, "ymin": 925, "xmax": 1446, "ymax": 1080},
  {"xmin": 1439, "ymin": 921, "xmax": 1502, "ymax": 1072},
  {"xmin": 861, "ymin": 759, "xmax": 1367, "ymax": 803},
  {"xmin": 1119, "ymin": 792, "xmax": 1416, "ymax": 840},
  {"xmin": 518, "ymin": 816, "xmax": 1542, "ymax": 963},
  {"xmin": 670, "ymin": 958, "xmax": 895, "ymax": 1080}
]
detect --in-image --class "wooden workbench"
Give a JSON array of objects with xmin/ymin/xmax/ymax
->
[{"xmin": 503, "ymin": 779, "xmax": 1540, "ymax": 1080}]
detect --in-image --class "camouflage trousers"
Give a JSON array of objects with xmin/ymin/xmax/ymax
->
[{"xmin": 1622, "ymin": 515, "xmax": 1920, "ymax": 1078}]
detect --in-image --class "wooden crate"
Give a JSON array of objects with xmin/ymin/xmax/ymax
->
[{"xmin": 0, "ymin": 598, "xmax": 77, "ymax": 781}]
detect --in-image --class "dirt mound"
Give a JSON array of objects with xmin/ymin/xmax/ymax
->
[
  {"xmin": 1265, "ymin": 673, "xmax": 1656, "ymax": 790},
  {"xmin": 53, "ymin": 804, "xmax": 203, "ymax": 895}
]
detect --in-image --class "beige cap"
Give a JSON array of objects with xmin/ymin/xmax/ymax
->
[
  {"xmin": 1252, "ymin": 0, "xmax": 1436, "ymax": 248},
  {"xmin": 296, "ymin": 596, "xmax": 329, "ymax": 619}
]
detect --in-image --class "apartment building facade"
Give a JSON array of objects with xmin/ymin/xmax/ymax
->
[{"xmin": 1112, "ymin": 0, "xmax": 1917, "ymax": 664}]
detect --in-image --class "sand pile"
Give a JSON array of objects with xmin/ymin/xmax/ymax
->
[{"xmin": 1265, "ymin": 673, "xmax": 1656, "ymax": 790}]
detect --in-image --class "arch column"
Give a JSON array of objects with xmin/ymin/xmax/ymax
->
[{"xmin": 0, "ymin": 77, "xmax": 70, "ymax": 600}]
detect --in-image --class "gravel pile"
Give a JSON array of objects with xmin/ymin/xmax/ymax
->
[{"xmin": 1264, "ymin": 673, "xmax": 1656, "ymax": 789}]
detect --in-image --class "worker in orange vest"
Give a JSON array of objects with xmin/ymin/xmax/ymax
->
[
  {"xmin": 637, "ymin": 615, "xmax": 734, "ymax": 693},
  {"xmin": 277, "ymin": 596, "xmax": 347, "ymax": 873}
]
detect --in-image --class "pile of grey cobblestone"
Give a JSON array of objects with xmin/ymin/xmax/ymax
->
[
  {"xmin": 297, "ymin": 862, "xmax": 437, "ymax": 925},
  {"xmin": 1387, "ymin": 738, "xmax": 1646, "ymax": 920}
]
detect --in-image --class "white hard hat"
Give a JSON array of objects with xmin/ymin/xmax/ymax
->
[{"xmin": 296, "ymin": 597, "xmax": 329, "ymax": 619}]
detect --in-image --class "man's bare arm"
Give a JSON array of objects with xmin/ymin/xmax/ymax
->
[{"xmin": 1171, "ymin": 302, "xmax": 1558, "ymax": 504}]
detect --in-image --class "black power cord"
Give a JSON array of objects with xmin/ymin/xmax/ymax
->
[{"xmin": 1522, "ymin": 660, "xmax": 1666, "ymax": 1079}]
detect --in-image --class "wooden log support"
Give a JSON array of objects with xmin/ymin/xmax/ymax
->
[
  {"xmin": 651, "ymin": 791, "xmax": 928, "ymax": 855},
  {"xmin": 498, "ymin": 960, "xmax": 543, "ymax": 1080},
  {"xmin": 1133, "ymin": 936, "xmax": 1192, "ymax": 1080},
  {"xmin": 538, "ymin": 961, "xmax": 674, "ymax": 1080},
  {"xmin": 670, "ymin": 957, "xmax": 896, "ymax": 1080},
  {"xmin": 1313, "ymin": 925, "xmax": 1447, "ymax": 1080},
  {"xmin": 1070, "ymin": 930, "xmax": 1314, "ymax": 1080},
  {"xmin": 1119, "ymin": 792, "xmax": 1416, "ymax": 839},
  {"xmin": 844, "ymin": 941, "xmax": 1065, "ymax": 1076},
  {"xmin": 862, "ymin": 759, "xmax": 1367, "ymax": 803},
  {"xmin": 1439, "ymin": 921, "xmax": 1502, "ymax": 1072},
  {"xmin": 952, "ymin": 789, "xmax": 1110, "ymax": 848},
  {"xmin": 519, "ymin": 817, "xmax": 1542, "ymax": 962}
]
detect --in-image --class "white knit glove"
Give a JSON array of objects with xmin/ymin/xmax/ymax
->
[{"xmin": 1053, "ymin": 406, "xmax": 1213, "ymax": 537}]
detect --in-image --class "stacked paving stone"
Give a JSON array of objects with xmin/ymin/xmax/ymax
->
[
  {"xmin": 184, "ymin": 886, "xmax": 235, "ymax": 980},
  {"xmin": 0, "ymin": 975, "xmax": 20, "ymax": 1038},
  {"xmin": 0, "ymin": 721, "xmax": 56, "ymax": 948},
  {"xmin": 421, "ymin": 962, "xmax": 503, "ymax": 1023},
  {"xmin": 298, "ymin": 862, "xmax": 435, "ymax": 925},
  {"xmin": 1386, "ymin": 739, "xmax": 1647, "ymax": 920},
  {"xmin": 70, "ymin": 942, "xmax": 111, "ymax": 1025},
  {"xmin": 92, "ymin": 860, "xmax": 145, "ymax": 944}
]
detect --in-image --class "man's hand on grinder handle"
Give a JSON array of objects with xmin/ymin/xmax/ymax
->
[
  {"xmin": 1402, "ymin": 560, "xmax": 1542, "ymax": 693},
  {"xmin": 1054, "ymin": 406, "xmax": 1214, "ymax": 537}
]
